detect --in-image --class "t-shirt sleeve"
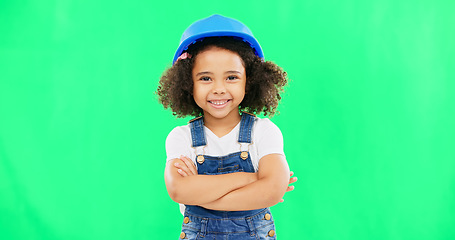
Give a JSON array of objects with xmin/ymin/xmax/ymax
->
[
  {"xmin": 254, "ymin": 118, "xmax": 285, "ymax": 161},
  {"xmin": 165, "ymin": 126, "xmax": 192, "ymax": 163}
]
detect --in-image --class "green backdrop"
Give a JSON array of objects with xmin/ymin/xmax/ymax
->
[{"xmin": 1, "ymin": 0, "xmax": 454, "ymax": 239}]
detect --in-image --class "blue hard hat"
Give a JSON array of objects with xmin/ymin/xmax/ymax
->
[{"xmin": 173, "ymin": 14, "xmax": 263, "ymax": 64}]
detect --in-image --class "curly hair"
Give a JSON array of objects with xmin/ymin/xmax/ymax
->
[{"xmin": 156, "ymin": 37, "xmax": 287, "ymax": 118}]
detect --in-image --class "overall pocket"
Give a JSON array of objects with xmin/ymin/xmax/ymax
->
[
  {"xmin": 180, "ymin": 216, "xmax": 201, "ymax": 240},
  {"xmin": 252, "ymin": 211, "xmax": 276, "ymax": 240},
  {"xmin": 218, "ymin": 164, "xmax": 240, "ymax": 174}
]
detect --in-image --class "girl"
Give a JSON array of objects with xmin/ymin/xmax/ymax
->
[{"xmin": 157, "ymin": 14, "xmax": 296, "ymax": 240}]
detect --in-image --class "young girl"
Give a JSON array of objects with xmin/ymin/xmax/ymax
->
[{"xmin": 157, "ymin": 14, "xmax": 296, "ymax": 240}]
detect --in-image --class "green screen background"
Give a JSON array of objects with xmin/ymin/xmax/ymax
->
[{"xmin": 1, "ymin": 0, "xmax": 454, "ymax": 239}]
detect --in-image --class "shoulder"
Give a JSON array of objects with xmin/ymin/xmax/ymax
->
[
  {"xmin": 165, "ymin": 124, "xmax": 192, "ymax": 162},
  {"xmin": 166, "ymin": 125, "xmax": 191, "ymax": 143},
  {"xmin": 253, "ymin": 117, "xmax": 282, "ymax": 135},
  {"xmin": 252, "ymin": 117, "xmax": 285, "ymax": 160},
  {"xmin": 252, "ymin": 117, "xmax": 283, "ymax": 143}
]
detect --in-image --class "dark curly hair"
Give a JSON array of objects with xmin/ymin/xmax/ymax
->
[{"xmin": 156, "ymin": 37, "xmax": 287, "ymax": 118}]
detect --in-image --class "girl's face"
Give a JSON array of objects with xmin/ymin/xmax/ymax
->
[{"xmin": 192, "ymin": 47, "xmax": 246, "ymax": 122}]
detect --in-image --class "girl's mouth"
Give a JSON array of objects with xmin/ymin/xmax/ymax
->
[{"xmin": 208, "ymin": 99, "xmax": 231, "ymax": 108}]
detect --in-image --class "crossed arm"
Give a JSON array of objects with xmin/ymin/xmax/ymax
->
[{"xmin": 164, "ymin": 154, "xmax": 297, "ymax": 211}]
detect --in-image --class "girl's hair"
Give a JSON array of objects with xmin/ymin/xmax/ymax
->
[{"xmin": 156, "ymin": 37, "xmax": 287, "ymax": 118}]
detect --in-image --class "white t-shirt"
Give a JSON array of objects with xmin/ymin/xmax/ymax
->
[
  {"xmin": 165, "ymin": 117, "xmax": 285, "ymax": 214},
  {"xmin": 165, "ymin": 117, "xmax": 285, "ymax": 171}
]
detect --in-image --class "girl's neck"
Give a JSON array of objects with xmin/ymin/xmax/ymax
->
[{"xmin": 203, "ymin": 111, "xmax": 241, "ymax": 138}]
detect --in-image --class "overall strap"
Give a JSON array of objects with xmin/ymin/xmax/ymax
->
[
  {"xmin": 238, "ymin": 112, "xmax": 256, "ymax": 143},
  {"xmin": 189, "ymin": 116, "xmax": 206, "ymax": 147}
]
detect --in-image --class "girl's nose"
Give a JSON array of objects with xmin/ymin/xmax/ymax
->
[{"xmin": 212, "ymin": 80, "xmax": 226, "ymax": 94}]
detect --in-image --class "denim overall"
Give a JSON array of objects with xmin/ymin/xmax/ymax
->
[{"xmin": 179, "ymin": 113, "xmax": 277, "ymax": 240}]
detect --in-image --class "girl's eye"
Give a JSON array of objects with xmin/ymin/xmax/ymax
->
[
  {"xmin": 200, "ymin": 76, "xmax": 211, "ymax": 81},
  {"xmin": 227, "ymin": 76, "xmax": 239, "ymax": 81}
]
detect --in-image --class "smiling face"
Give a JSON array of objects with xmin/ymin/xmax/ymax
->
[{"xmin": 192, "ymin": 46, "xmax": 246, "ymax": 124}]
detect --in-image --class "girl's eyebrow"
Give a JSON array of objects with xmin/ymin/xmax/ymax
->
[
  {"xmin": 225, "ymin": 70, "xmax": 242, "ymax": 75},
  {"xmin": 195, "ymin": 71, "xmax": 213, "ymax": 77},
  {"xmin": 195, "ymin": 70, "xmax": 242, "ymax": 76}
]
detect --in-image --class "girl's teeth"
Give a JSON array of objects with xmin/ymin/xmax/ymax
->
[{"xmin": 211, "ymin": 100, "xmax": 228, "ymax": 105}]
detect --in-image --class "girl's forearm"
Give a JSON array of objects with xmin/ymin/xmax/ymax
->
[
  {"xmin": 199, "ymin": 175, "xmax": 287, "ymax": 211},
  {"xmin": 165, "ymin": 162, "xmax": 257, "ymax": 205},
  {"xmin": 200, "ymin": 154, "xmax": 290, "ymax": 211}
]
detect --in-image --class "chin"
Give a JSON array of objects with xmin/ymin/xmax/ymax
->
[
  {"xmin": 207, "ymin": 112, "xmax": 229, "ymax": 119},
  {"xmin": 205, "ymin": 109, "xmax": 237, "ymax": 119}
]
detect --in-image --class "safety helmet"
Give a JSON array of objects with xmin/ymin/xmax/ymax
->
[{"xmin": 173, "ymin": 14, "xmax": 263, "ymax": 64}]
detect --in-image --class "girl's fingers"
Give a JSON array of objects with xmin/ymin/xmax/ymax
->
[
  {"xmin": 179, "ymin": 156, "xmax": 196, "ymax": 175},
  {"xmin": 286, "ymin": 185, "xmax": 295, "ymax": 192},
  {"xmin": 174, "ymin": 162, "xmax": 191, "ymax": 177},
  {"xmin": 289, "ymin": 177, "xmax": 298, "ymax": 184},
  {"xmin": 284, "ymin": 171, "xmax": 297, "ymax": 193},
  {"xmin": 180, "ymin": 156, "xmax": 197, "ymax": 175},
  {"xmin": 286, "ymin": 175, "xmax": 296, "ymax": 192},
  {"xmin": 177, "ymin": 168, "xmax": 188, "ymax": 177}
]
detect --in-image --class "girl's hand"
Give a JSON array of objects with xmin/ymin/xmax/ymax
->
[
  {"xmin": 174, "ymin": 156, "xmax": 198, "ymax": 177},
  {"xmin": 286, "ymin": 171, "xmax": 298, "ymax": 192},
  {"xmin": 279, "ymin": 171, "xmax": 298, "ymax": 203}
]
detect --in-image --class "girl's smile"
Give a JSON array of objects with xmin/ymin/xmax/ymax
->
[
  {"xmin": 208, "ymin": 99, "xmax": 231, "ymax": 108},
  {"xmin": 192, "ymin": 47, "xmax": 246, "ymax": 126}
]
